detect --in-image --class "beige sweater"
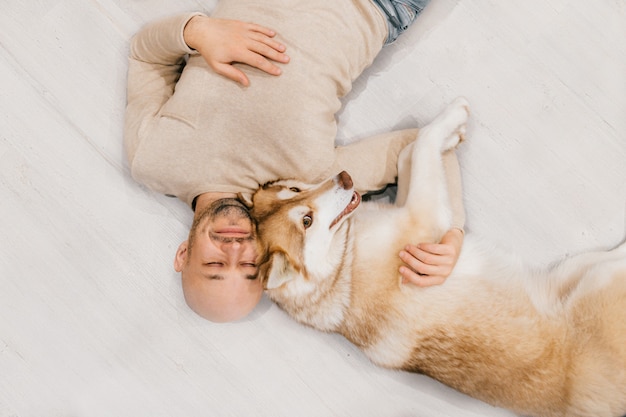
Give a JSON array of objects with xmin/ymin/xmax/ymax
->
[{"xmin": 124, "ymin": 0, "xmax": 464, "ymax": 229}]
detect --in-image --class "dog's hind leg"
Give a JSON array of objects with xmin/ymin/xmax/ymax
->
[
  {"xmin": 527, "ymin": 239, "xmax": 626, "ymax": 318},
  {"xmin": 396, "ymin": 98, "xmax": 469, "ymax": 240}
]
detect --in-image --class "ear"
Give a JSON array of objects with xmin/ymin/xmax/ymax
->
[
  {"xmin": 238, "ymin": 192, "xmax": 254, "ymax": 209},
  {"xmin": 174, "ymin": 241, "xmax": 189, "ymax": 272},
  {"xmin": 265, "ymin": 252, "xmax": 297, "ymax": 290}
]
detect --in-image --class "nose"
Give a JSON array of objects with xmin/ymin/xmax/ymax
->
[
  {"xmin": 221, "ymin": 238, "xmax": 243, "ymax": 253},
  {"xmin": 337, "ymin": 171, "xmax": 353, "ymax": 190},
  {"xmin": 220, "ymin": 240, "xmax": 247, "ymax": 264}
]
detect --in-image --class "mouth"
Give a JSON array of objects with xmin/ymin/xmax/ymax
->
[
  {"xmin": 214, "ymin": 227, "xmax": 252, "ymax": 238},
  {"xmin": 329, "ymin": 191, "xmax": 361, "ymax": 229}
]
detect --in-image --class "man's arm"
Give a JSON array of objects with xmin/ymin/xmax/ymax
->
[
  {"xmin": 124, "ymin": 13, "xmax": 202, "ymax": 164},
  {"xmin": 124, "ymin": 13, "xmax": 288, "ymax": 163}
]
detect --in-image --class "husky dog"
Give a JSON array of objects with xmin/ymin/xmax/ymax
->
[{"xmin": 247, "ymin": 98, "xmax": 626, "ymax": 417}]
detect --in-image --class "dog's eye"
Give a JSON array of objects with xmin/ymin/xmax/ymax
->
[
  {"xmin": 303, "ymin": 214, "xmax": 313, "ymax": 229},
  {"xmin": 289, "ymin": 187, "xmax": 301, "ymax": 193}
]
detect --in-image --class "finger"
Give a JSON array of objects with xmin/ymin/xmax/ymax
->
[
  {"xmin": 415, "ymin": 262, "xmax": 448, "ymax": 277},
  {"xmin": 399, "ymin": 251, "xmax": 433, "ymax": 275},
  {"xmin": 402, "ymin": 247, "xmax": 449, "ymax": 270},
  {"xmin": 246, "ymin": 37, "xmax": 289, "ymax": 63},
  {"xmin": 415, "ymin": 242, "xmax": 454, "ymax": 256},
  {"xmin": 399, "ymin": 249, "xmax": 426, "ymax": 272},
  {"xmin": 238, "ymin": 50, "xmax": 283, "ymax": 76},
  {"xmin": 248, "ymin": 41, "xmax": 289, "ymax": 65},
  {"xmin": 244, "ymin": 22, "xmax": 277, "ymax": 38},
  {"xmin": 399, "ymin": 266, "xmax": 446, "ymax": 287},
  {"xmin": 416, "ymin": 250, "xmax": 441, "ymax": 267},
  {"xmin": 213, "ymin": 63, "xmax": 249, "ymax": 86},
  {"xmin": 260, "ymin": 44, "xmax": 290, "ymax": 63},
  {"xmin": 249, "ymin": 33, "xmax": 287, "ymax": 55},
  {"xmin": 401, "ymin": 248, "xmax": 454, "ymax": 278}
]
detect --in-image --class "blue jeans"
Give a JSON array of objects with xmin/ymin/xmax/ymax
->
[{"xmin": 371, "ymin": 0, "xmax": 431, "ymax": 44}]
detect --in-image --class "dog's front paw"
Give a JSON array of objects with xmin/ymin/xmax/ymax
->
[{"xmin": 439, "ymin": 97, "xmax": 470, "ymax": 151}]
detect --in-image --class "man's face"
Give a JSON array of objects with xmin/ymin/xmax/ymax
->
[{"xmin": 175, "ymin": 198, "xmax": 263, "ymax": 322}]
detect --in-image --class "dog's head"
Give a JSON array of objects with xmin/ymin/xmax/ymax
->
[{"xmin": 245, "ymin": 171, "xmax": 361, "ymax": 292}]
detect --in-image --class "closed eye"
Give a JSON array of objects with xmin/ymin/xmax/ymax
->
[{"xmin": 289, "ymin": 187, "xmax": 301, "ymax": 192}]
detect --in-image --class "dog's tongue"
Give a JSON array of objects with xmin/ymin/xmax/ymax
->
[{"xmin": 330, "ymin": 192, "xmax": 361, "ymax": 229}]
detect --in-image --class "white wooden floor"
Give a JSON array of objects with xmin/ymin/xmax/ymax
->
[{"xmin": 1, "ymin": 0, "xmax": 624, "ymax": 416}]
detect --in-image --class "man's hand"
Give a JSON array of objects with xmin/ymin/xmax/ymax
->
[
  {"xmin": 183, "ymin": 15, "xmax": 290, "ymax": 86},
  {"xmin": 399, "ymin": 228, "xmax": 464, "ymax": 287}
]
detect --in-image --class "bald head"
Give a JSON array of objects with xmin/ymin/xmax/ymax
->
[{"xmin": 181, "ymin": 269, "xmax": 263, "ymax": 322}]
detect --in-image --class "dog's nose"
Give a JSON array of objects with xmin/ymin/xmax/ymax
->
[{"xmin": 337, "ymin": 171, "xmax": 353, "ymax": 190}]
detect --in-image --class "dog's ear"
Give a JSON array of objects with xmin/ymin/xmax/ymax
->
[
  {"xmin": 265, "ymin": 252, "xmax": 297, "ymax": 289},
  {"xmin": 237, "ymin": 192, "xmax": 254, "ymax": 209}
]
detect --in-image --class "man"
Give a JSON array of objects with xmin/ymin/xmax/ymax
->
[{"xmin": 125, "ymin": 0, "xmax": 464, "ymax": 323}]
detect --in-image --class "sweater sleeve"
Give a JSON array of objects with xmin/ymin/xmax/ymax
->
[
  {"xmin": 335, "ymin": 128, "xmax": 465, "ymax": 232},
  {"xmin": 334, "ymin": 128, "xmax": 418, "ymax": 193},
  {"xmin": 123, "ymin": 12, "xmax": 204, "ymax": 165}
]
